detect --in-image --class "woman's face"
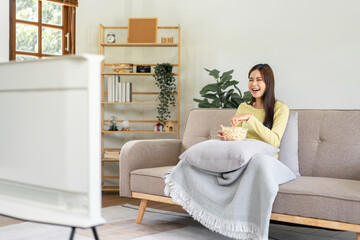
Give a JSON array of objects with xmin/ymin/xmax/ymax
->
[{"xmin": 248, "ymin": 69, "xmax": 266, "ymax": 99}]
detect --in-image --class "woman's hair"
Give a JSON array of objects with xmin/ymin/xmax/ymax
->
[{"xmin": 247, "ymin": 63, "xmax": 276, "ymax": 129}]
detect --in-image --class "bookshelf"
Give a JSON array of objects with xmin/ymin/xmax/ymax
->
[{"xmin": 99, "ymin": 24, "xmax": 181, "ymax": 192}]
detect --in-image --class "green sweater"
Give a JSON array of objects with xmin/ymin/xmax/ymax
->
[{"xmin": 236, "ymin": 100, "xmax": 289, "ymax": 157}]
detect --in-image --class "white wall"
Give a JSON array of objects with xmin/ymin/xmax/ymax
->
[
  {"xmin": 76, "ymin": 0, "xmax": 360, "ymax": 140},
  {"xmin": 1, "ymin": 0, "xmax": 359, "ymax": 110},
  {"xmin": 0, "ymin": 0, "xmax": 9, "ymax": 62}
]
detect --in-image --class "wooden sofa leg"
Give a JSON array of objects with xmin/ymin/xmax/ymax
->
[
  {"xmin": 136, "ymin": 199, "xmax": 148, "ymax": 224},
  {"xmin": 357, "ymin": 232, "xmax": 360, "ymax": 240}
]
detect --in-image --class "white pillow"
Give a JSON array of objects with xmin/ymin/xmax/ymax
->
[
  {"xmin": 180, "ymin": 139, "xmax": 279, "ymax": 173},
  {"xmin": 278, "ymin": 112, "xmax": 301, "ymax": 176}
]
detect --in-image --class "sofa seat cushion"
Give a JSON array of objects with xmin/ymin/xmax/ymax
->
[
  {"xmin": 273, "ymin": 176, "xmax": 360, "ymax": 224},
  {"xmin": 130, "ymin": 166, "xmax": 174, "ymax": 197}
]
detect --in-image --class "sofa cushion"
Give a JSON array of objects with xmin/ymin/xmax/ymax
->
[
  {"xmin": 273, "ymin": 176, "xmax": 360, "ymax": 224},
  {"xmin": 181, "ymin": 109, "xmax": 236, "ymax": 153},
  {"xmin": 180, "ymin": 139, "xmax": 279, "ymax": 172},
  {"xmin": 130, "ymin": 166, "xmax": 174, "ymax": 197},
  {"xmin": 295, "ymin": 110, "xmax": 360, "ymax": 179},
  {"xmin": 278, "ymin": 112, "xmax": 300, "ymax": 176}
]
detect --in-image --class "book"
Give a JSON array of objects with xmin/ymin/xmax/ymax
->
[
  {"xmin": 107, "ymin": 76, "xmax": 114, "ymax": 102},
  {"xmin": 125, "ymin": 82, "xmax": 132, "ymax": 102},
  {"xmin": 113, "ymin": 76, "xmax": 116, "ymax": 102},
  {"xmin": 115, "ymin": 76, "xmax": 119, "ymax": 102},
  {"xmin": 117, "ymin": 76, "xmax": 121, "ymax": 103},
  {"xmin": 121, "ymin": 82, "xmax": 126, "ymax": 102}
]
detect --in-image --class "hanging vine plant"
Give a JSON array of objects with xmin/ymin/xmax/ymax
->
[{"xmin": 154, "ymin": 63, "xmax": 177, "ymax": 126}]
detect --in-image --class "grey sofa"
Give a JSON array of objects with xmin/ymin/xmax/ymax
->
[{"xmin": 119, "ymin": 108, "xmax": 360, "ymax": 238}]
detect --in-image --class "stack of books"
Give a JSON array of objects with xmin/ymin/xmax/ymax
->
[
  {"xmin": 103, "ymin": 150, "xmax": 120, "ymax": 160},
  {"xmin": 108, "ymin": 76, "xmax": 132, "ymax": 102}
]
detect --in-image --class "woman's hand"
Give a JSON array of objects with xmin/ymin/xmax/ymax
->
[
  {"xmin": 217, "ymin": 124, "xmax": 226, "ymax": 141},
  {"xmin": 230, "ymin": 113, "xmax": 252, "ymax": 127}
]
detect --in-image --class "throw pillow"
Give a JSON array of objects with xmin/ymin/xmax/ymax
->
[
  {"xmin": 278, "ymin": 112, "xmax": 301, "ymax": 176},
  {"xmin": 180, "ymin": 139, "xmax": 279, "ymax": 173}
]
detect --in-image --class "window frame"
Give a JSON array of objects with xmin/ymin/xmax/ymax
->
[{"xmin": 9, "ymin": 0, "xmax": 76, "ymax": 60}]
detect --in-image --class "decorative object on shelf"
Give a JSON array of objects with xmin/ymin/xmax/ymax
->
[
  {"xmin": 164, "ymin": 122, "xmax": 175, "ymax": 132},
  {"xmin": 121, "ymin": 120, "xmax": 130, "ymax": 131},
  {"xmin": 122, "ymin": 63, "xmax": 134, "ymax": 73},
  {"xmin": 109, "ymin": 116, "xmax": 119, "ymax": 131},
  {"xmin": 154, "ymin": 122, "xmax": 163, "ymax": 132},
  {"xmin": 106, "ymin": 32, "xmax": 116, "ymax": 43},
  {"xmin": 112, "ymin": 64, "xmax": 128, "ymax": 73},
  {"xmin": 193, "ymin": 68, "xmax": 252, "ymax": 108},
  {"xmin": 161, "ymin": 37, "xmax": 174, "ymax": 43},
  {"xmin": 136, "ymin": 65, "xmax": 151, "ymax": 73},
  {"xmin": 129, "ymin": 64, "xmax": 134, "ymax": 73},
  {"xmin": 103, "ymin": 150, "xmax": 120, "ymax": 159},
  {"xmin": 154, "ymin": 63, "xmax": 177, "ymax": 125},
  {"xmin": 128, "ymin": 18, "xmax": 158, "ymax": 43}
]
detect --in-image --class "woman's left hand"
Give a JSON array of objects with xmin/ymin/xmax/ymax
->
[{"xmin": 230, "ymin": 113, "xmax": 252, "ymax": 127}]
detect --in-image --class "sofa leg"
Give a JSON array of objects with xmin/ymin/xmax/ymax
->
[
  {"xmin": 136, "ymin": 199, "xmax": 148, "ymax": 224},
  {"xmin": 357, "ymin": 232, "xmax": 360, "ymax": 240}
]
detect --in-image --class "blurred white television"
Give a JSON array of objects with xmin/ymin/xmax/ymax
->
[{"xmin": 0, "ymin": 55, "xmax": 105, "ymax": 228}]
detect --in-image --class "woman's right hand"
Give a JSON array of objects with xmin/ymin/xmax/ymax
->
[
  {"xmin": 230, "ymin": 113, "xmax": 251, "ymax": 127},
  {"xmin": 217, "ymin": 124, "xmax": 226, "ymax": 141}
]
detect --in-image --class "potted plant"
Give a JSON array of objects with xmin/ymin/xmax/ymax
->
[
  {"xmin": 154, "ymin": 63, "xmax": 177, "ymax": 127},
  {"xmin": 193, "ymin": 68, "xmax": 252, "ymax": 108}
]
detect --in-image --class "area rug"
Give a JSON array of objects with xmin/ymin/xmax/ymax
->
[{"xmin": 0, "ymin": 204, "xmax": 355, "ymax": 240}]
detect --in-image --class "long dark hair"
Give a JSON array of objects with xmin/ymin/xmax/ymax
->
[{"xmin": 248, "ymin": 64, "xmax": 276, "ymax": 129}]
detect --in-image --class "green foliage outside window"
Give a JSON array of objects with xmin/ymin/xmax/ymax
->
[
  {"xmin": 16, "ymin": 24, "xmax": 38, "ymax": 53},
  {"xmin": 42, "ymin": 1, "xmax": 62, "ymax": 26},
  {"xmin": 16, "ymin": 0, "xmax": 38, "ymax": 22},
  {"xmin": 15, "ymin": 0, "xmax": 62, "ymax": 58}
]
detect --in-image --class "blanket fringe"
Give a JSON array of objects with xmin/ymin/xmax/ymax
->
[{"xmin": 164, "ymin": 174, "xmax": 261, "ymax": 240}]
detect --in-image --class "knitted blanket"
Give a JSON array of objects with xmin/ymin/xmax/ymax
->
[{"xmin": 164, "ymin": 153, "xmax": 296, "ymax": 240}]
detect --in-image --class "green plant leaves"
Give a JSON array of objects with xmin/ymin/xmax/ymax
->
[
  {"xmin": 221, "ymin": 80, "xmax": 238, "ymax": 90},
  {"xmin": 204, "ymin": 68, "xmax": 220, "ymax": 80},
  {"xmin": 243, "ymin": 91, "xmax": 252, "ymax": 101},
  {"xmin": 154, "ymin": 63, "xmax": 177, "ymax": 123},
  {"xmin": 220, "ymin": 70, "xmax": 234, "ymax": 83},
  {"xmin": 195, "ymin": 68, "xmax": 250, "ymax": 109},
  {"xmin": 199, "ymin": 83, "xmax": 219, "ymax": 95},
  {"xmin": 197, "ymin": 98, "xmax": 221, "ymax": 108},
  {"xmin": 202, "ymin": 93, "xmax": 218, "ymax": 100}
]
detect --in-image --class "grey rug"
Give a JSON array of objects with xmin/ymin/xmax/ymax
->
[{"xmin": 0, "ymin": 204, "xmax": 356, "ymax": 240}]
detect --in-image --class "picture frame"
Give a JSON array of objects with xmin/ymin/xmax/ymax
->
[{"xmin": 128, "ymin": 18, "xmax": 158, "ymax": 43}]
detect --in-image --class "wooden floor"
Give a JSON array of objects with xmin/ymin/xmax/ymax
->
[{"xmin": 102, "ymin": 192, "xmax": 186, "ymax": 213}]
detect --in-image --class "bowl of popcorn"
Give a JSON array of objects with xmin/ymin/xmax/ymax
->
[{"xmin": 222, "ymin": 126, "xmax": 248, "ymax": 141}]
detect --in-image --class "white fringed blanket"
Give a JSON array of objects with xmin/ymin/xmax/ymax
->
[{"xmin": 164, "ymin": 153, "xmax": 296, "ymax": 240}]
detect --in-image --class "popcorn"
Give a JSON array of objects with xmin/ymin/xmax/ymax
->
[{"xmin": 222, "ymin": 126, "xmax": 248, "ymax": 141}]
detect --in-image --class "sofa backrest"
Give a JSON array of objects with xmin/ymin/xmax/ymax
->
[
  {"xmin": 295, "ymin": 109, "xmax": 360, "ymax": 180},
  {"xmin": 181, "ymin": 108, "xmax": 360, "ymax": 180}
]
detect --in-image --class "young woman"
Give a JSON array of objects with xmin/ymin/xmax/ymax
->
[
  {"xmin": 218, "ymin": 63, "xmax": 289, "ymax": 153},
  {"xmin": 165, "ymin": 64, "xmax": 295, "ymax": 240}
]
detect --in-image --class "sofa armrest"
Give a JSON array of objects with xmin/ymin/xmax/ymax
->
[{"xmin": 119, "ymin": 139, "xmax": 182, "ymax": 197}]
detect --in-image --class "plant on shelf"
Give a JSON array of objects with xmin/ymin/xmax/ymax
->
[
  {"xmin": 193, "ymin": 68, "xmax": 252, "ymax": 108},
  {"xmin": 154, "ymin": 63, "xmax": 177, "ymax": 127}
]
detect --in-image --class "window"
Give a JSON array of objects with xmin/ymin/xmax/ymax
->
[{"xmin": 9, "ymin": 0, "xmax": 77, "ymax": 61}]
